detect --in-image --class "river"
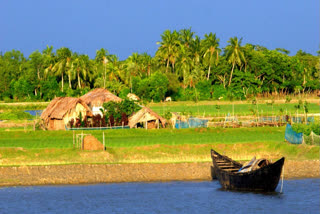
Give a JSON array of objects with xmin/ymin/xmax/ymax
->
[{"xmin": 0, "ymin": 179, "xmax": 319, "ymax": 214}]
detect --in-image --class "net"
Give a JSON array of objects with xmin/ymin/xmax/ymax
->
[
  {"xmin": 285, "ymin": 123, "xmax": 303, "ymax": 144},
  {"xmin": 303, "ymin": 131, "xmax": 320, "ymax": 146}
]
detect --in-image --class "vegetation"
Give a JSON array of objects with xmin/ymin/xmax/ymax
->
[
  {"xmin": 0, "ymin": 127, "xmax": 319, "ymax": 166},
  {"xmin": 291, "ymin": 122, "xmax": 320, "ymax": 135},
  {"xmin": 150, "ymin": 101, "xmax": 320, "ymax": 117},
  {"xmin": 0, "ymin": 127, "xmax": 284, "ymax": 148},
  {"xmin": 0, "ymin": 111, "xmax": 33, "ymax": 120},
  {"xmin": 0, "ymin": 29, "xmax": 319, "ymax": 102}
]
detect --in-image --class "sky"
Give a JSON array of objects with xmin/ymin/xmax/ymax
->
[{"xmin": 1, "ymin": 0, "xmax": 319, "ymax": 60}]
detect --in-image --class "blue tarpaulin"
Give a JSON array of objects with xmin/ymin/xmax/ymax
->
[
  {"xmin": 175, "ymin": 117, "xmax": 208, "ymax": 129},
  {"xmin": 285, "ymin": 123, "xmax": 303, "ymax": 144}
]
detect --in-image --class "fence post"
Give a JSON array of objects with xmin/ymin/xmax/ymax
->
[
  {"xmin": 103, "ymin": 132, "xmax": 105, "ymax": 151},
  {"xmin": 81, "ymin": 131, "xmax": 84, "ymax": 150},
  {"xmin": 73, "ymin": 130, "xmax": 75, "ymax": 148}
]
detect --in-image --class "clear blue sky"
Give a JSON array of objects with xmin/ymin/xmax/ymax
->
[{"xmin": 1, "ymin": 0, "xmax": 319, "ymax": 60}]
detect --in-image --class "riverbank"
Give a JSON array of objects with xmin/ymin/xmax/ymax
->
[{"xmin": 0, "ymin": 160, "xmax": 319, "ymax": 187}]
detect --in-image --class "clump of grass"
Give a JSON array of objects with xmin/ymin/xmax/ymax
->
[{"xmin": 0, "ymin": 111, "xmax": 34, "ymax": 120}]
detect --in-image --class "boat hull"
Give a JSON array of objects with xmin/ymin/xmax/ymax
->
[{"xmin": 211, "ymin": 150, "xmax": 285, "ymax": 192}]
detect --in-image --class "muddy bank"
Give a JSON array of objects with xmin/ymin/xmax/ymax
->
[{"xmin": 0, "ymin": 160, "xmax": 319, "ymax": 186}]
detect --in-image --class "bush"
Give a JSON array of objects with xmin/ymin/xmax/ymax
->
[
  {"xmin": 195, "ymin": 80, "xmax": 211, "ymax": 100},
  {"xmin": 212, "ymin": 85, "xmax": 227, "ymax": 100},
  {"xmin": 291, "ymin": 122, "xmax": 320, "ymax": 135}
]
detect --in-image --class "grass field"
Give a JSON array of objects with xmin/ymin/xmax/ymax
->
[
  {"xmin": 0, "ymin": 127, "xmax": 285, "ymax": 148},
  {"xmin": 150, "ymin": 101, "xmax": 320, "ymax": 117},
  {"xmin": 0, "ymin": 127, "xmax": 319, "ymax": 166}
]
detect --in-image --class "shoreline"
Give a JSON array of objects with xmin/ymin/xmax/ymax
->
[{"xmin": 0, "ymin": 160, "xmax": 319, "ymax": 187}]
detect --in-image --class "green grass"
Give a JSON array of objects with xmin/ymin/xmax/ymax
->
[
  {"xmin": 0, "ymin": 127, "xmax": 286, "ymax": 149},
  {"xmin": 0, "ymin": 127, "xmax": 319, "ymax": 166},
  {"xmin": 0, "ymin": 111, "xmax": 34, "ymax": 120},
  {"xmin": 150, "ymin": 102, "xmax": 320, "ymax": 117},
  {"xmin": 0, "ymin": 102, "xmax": 48, "ymax": 111}
]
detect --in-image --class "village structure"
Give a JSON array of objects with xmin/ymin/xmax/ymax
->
[
  {"xmin": 41, "ymin": 97, "xmax": 92, "ymax": 130},
  {"xmin": 41, "ymin": 88, "xmax": 166, "ymax": 130}
]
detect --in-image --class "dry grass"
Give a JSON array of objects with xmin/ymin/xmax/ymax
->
[{"xmin": 0, "ymin": 142, "xmax": 318, "ymax": 166}]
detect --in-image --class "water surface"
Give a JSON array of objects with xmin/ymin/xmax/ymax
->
[{"xmin": 0, "ymin": 179, "xmax": 319, "ymax": 214}]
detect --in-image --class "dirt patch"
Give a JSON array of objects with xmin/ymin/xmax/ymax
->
[
  {"xmin": 0, "ymin": 160, "xmax": 318, "ymax": 187},
  {"xmin": 83, "ymin": 136, "xmax": 104, "ymax": 150}
]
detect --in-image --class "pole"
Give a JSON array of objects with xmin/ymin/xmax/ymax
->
[
  {"xmin": 103, "ymin": 132, "xmax": 105, "ymax": 151},
  {"xmin": 73, "ymin": 130, "xmax": 75, "ymax": 148},
  {"xmin": 81, "ymin": 131, "xmax": 84, "ymax": 150}
]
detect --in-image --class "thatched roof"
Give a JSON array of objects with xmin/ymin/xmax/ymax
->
[
  {"xmin": 41, "ymin": 97, "xmax": 91, "ymax": 120},
  {"xmin": 81, "ymin": 88, "xmax": 122, "ymax": 107},
  {"xmin": 127, "ymin": 93, "xmax": 140, "ymax": 101},
  {"xmin": 128, "ymin": 107, "xmax": 166, "ymax": 128}
]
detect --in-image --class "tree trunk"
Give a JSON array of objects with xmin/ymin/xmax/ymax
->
[
  {"xmin": 61, "ymin": 74, "xmax": 64, "ymax": 92},
  {"xmin": 207, "ymin": 65, "xmax": 211, "ymax": 80},
  {"xmin": 37, "ymin": 67, "xmax": 40, "ymax": 80},
  {"xmin": 78, "ymin": 72, "xmax": 81, "ymax": 89},
  {"xmin": 69, "ymin": 74, "xmax": 72, "ymax": 89},
  {"xmin": 172, "ymin": 61, "xmax": 175, "ymax": 73},
  {"xmin": 104, "ymin": 64, "xmax": 106, "ymax": 89},
  {"xmin": 165, "ymin": 59, "xmax": 170, "ymax": 73},
  {"xmin": 228, "ymin": 62, "xmax": 235, "ymax": 87}
]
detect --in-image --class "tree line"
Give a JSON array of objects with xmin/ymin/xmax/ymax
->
[{"xmin": 0, "ymin": 28, "xmax": 319, "ymax": 102}]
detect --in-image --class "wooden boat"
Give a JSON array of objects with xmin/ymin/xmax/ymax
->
[{"xmin": 211, "ymin": 149, "xmax": 285, "ymax": 192}]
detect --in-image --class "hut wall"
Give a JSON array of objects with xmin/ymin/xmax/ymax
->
[{"xmin": 48, "ymin": 119, "xmax": 65, "ymax": 130}]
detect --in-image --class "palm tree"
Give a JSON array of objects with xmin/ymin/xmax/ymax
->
[
  {"xmin": 71, "ymin": 54, "xmax": 91, "ymax": 89},
  {"xmin": 51, "ymin": 47, "xmax": 72, "ymax": 92},
  {"xmin": 190, "ymin": 35, "xmax": 202, "ymax": 66},
  {"xmin": 177, "ymin": 46, "xmax": 193, "ymax": 90},
  {"xmin": 179, "ymin": 28, "xmax": 195, "ymax": 48},
  {"xmin": 140, "ymin": 53, "xmax": 152, "ymax": 77},
  {"xmin": 42, "ymin": 45, "xmax": 55, "ymax": 80},
  {"xmin": 156, "ymin": 30, "xmax": 181, "ymax": 73},
  {"xmin": 224, "ymin": 37, "xmax": 246, "ymax": 86},
  {"xmin": 95, "ymin": 48, "xmax": 109, "ymax": 89},
  {"xmin": 201, "ymin": 33, "xmax": 220, "ymax": 80}
]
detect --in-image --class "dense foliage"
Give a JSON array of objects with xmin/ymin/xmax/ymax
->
[
  {"xmin": 69, "ymin": 99, "xmax": 141, "ymax": 128},
  {"xmin": 0, "ymin": 29, "xmax": 319, "ymax": 102}
]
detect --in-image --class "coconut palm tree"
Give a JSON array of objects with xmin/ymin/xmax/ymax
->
[
  {"xmin": 71, "ymin": 54, "xmax": 91, "ymax": 89},
  {"xmin": 51, "ymin": 47, "xmax": 72, "ymax": 92},
  {"xmin": 179, "ymin": 28, "xmax": 195, "ymax": 48},
  {"xmin": 224, "ymin": 37, "xmax": 246, "ymax": 86},
  {"xmin": 95, "ymin": 48, "xmax": 109, "ymax": 89},
  {"xmin": 156, "ymin": 30, "xmax": 181, "ymax": 73},
  {"xmin": 177, "ymin": 46, "xmax": 193, "ymax": 90},
  {"xmin": 201, "ymin": 33, "xmax": 220, "ymax": 80}
]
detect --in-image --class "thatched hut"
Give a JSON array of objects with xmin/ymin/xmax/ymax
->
[
  {"xmin": 81, "ymin": 88, "xmax": 122, "ymax": 108},
  {"xmin": 128, "ymin": 107, "xmax": 166, "ymax": 129},
  {"xmin": 127, "ymin": 93, "xmax": 140, "ymax": 101},
  {"xmin": 41, "ymin": 97, "xmax": 92, "ymax": 130}
]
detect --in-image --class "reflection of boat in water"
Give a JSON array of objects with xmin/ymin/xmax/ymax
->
[{"xmin": 211, "ymin": 149, "xmax": 285, "ymax": 192}]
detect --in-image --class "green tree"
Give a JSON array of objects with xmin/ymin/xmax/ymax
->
[
  {"xmin": 156, "ymin": 30, "xmax": 181, "ymax": 73},
  {"xmin": 50, "ymin": 47, "xmax": 72, "ymax": 92},
  {"xmin": 224, "ymin": 37, "xmax": 246, "ymax": 86},
  {"xmin": 201, "ymin": 33, "xmax": 220, "ymax": 80}
]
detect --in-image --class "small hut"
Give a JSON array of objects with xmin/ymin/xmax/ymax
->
[
  {"xmin": 127, "ymin": 93, "xmax": 140, "ymax": 101},
  {"xmin": 81, "ymin": 88, "xmax": 122, "ymax": 115},
  {"xmin": 41, "ymin": 97, "xmax": 92, "ymax": 130},
  {"xmin": 129, "ymin": 107, "xmax": 166, "ymax": 129}
]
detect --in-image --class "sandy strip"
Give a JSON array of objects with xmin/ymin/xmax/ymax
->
[{"xmin": 0, "ymin": 160, "xmax": 319, "ymax": 187}]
